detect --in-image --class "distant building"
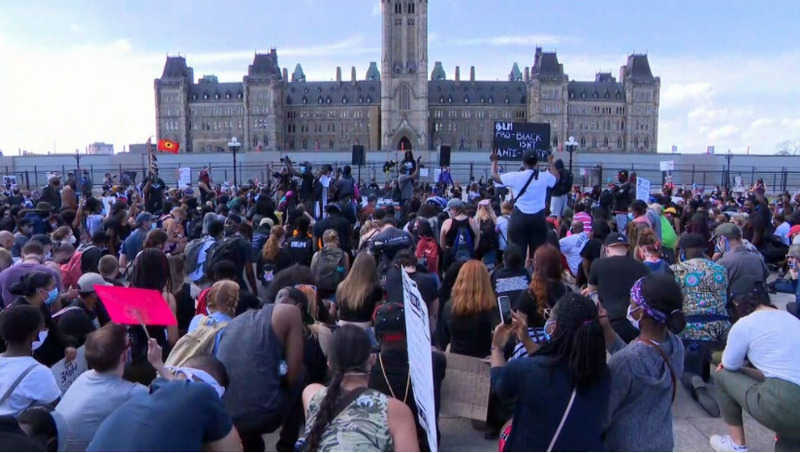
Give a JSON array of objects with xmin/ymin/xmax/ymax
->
[
  {"xmin": 86, "ymin": 142, "xmax": 114, "ymax": 155},
  {"xmin": 155, "ymin": 1, "xmax": 660, "ymax": 154}
]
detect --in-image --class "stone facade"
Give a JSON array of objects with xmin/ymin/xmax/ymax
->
[{"xmin": 154, "ymin": 1, "xmax": 660, "ymax": 154}]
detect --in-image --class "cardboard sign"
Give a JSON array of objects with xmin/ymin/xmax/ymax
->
[
  {"xmin": 50, "ymin": 346, "xmax": 88, "ymax": 394},
  {"xmin": 95, "ymin": 286, "xmax": 177, "ymax": 326},
  {"xmin": 636, "ymin": 177, "xmax": 651, "ymax": 202},
  {"xmin": 440, "ymin": 353, "xmax": 491, "ymax": 421},
  {"xmin": 492, "ymin": 121, "xmax": 551, "ymax": 161},
  {"xmin": 101, "ymin": 196, "xmax": 116, "ymax": 216},
  {"xmin": 178, "ymin": 167, "xmax": 191, "ymax": 187},
  {"xmin": 402, "ymin": 269, "xmax": 438, "ymax": 452},
  {"xmin": 659, "ymin": 161, "xmax": 674, "ymax": 172}
]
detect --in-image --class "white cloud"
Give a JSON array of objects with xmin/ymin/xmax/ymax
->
[
  {"xmin": 661, "ymin": 82, "xmax": 713, "ymax": 106},
  {"xmin": 371, "ymin": 3, "xmax": 381, "ymax": 16},
  {"xmin": 445, "ymin": 34, "xmax": 573, "ymax": 47}
]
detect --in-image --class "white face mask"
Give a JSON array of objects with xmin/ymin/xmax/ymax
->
[
  {"xmin": 32, "ymin": 329, "xmax": 48, "ymax": 351},
  {"xmin": 69, "ymin": 236, "xmax": 76, "ymax": 245},
  {"xmin": 626, "ymin": 305, "xmax": 642, "ymax": 330}
]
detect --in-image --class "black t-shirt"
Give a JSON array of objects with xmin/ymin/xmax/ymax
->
[
  {"xmin": 385, "ymin": 268, "xmax": 438, "ymax": 308},
  {"xmin": 440, "ymin": 302, "xmax": 495, "ymax": 358},
  {"xmin": 80, "ymin": 245, "xmax": 107, "ymax": 274},
  {"xmin": 588, "ymin": 256, "xmax": 650, "ymax": 321},
  {"xmin": 581, "ymin": 238, "xmax": 604, "ymax": 261},
  {"xmin": 491, "ymin": 267, "xmax": 531, "ymax": 310},
  {"xmin": 0, "ymin": 416, "xmax": 45, "ymax": 451},
  {"xmin": 338, "ymin": 284, "xmax": 384, "ymax": 323},
  {"xmin": 369, "ymin": 349, "xmax": 447, "ymax": 452},
  {"xmin": 57, "ymin": 301, "xmax": 102, "ymax": 347},
  {"xmin": 287, "ymin": 235, "xmax": 313, "ymax": 267},
  {"xmin": 313, "ymin": 214, "xmax": 353, "ymax": 252},
  {"xmin": 299, "ymin": 173, "xmax": 314, "ymax": 202},
  {"xmin": 515, "ymin": 280, "xmax": 569, "ymax": 328},
  {"xmin": 142, "ymin": 177, "xmax": 166, "ymax": 214}
]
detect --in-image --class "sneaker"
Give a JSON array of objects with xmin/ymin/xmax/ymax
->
[{"xmin": 710, "ymin": 435, "xmax": 748, "ymax": 452}]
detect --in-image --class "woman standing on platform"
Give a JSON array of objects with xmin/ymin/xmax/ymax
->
[{"xmin": 491, "ymin": 149, "xmax": 559, "ymax": 265}]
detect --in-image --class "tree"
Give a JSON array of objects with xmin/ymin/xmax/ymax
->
[{"xmin": 775, "ymin": 139, "xmax": 800, "ymax": 156}]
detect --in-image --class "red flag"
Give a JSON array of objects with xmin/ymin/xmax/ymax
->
[
  {"xmin": 157, "ymin": 139, "xmax": 180, "ymax": 153},
  {"xmin": 95, "ymin": 286, "xmax": 177, "ymax": 326}
]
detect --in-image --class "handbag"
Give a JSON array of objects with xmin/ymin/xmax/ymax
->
[{"xmin": 497, "ymin": 388, "xmax": 577, "ymax": 452}]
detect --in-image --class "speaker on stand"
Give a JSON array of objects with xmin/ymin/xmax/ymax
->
[{"xmin": 439, "ymin": 145, "xmax": 451, "ymax": 167}]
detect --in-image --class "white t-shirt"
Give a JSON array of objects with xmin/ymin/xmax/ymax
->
[
  {"xmin": 559, "ymin": 232, "xmax": 589, "ymax": 275},
  {"xmin": 496, "ymin": 215, "xmax": 510, "ymax": 250},
  {"xmin": 722, "ymin": 309, "xmax": 800, "ymax": 386},
  {"xmin": 500, "ymin": 170, "xmax": 556, "ymax": 214},
  {"xmin": 0, "ymin": 355, "xmax": 61, "ymax": 417}
]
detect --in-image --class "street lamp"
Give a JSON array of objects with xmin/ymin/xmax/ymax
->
[
  {"xmin": 725, "ymin": 150, "xmax": 733, "ymax": 190},
  {"xmin": 228, "ymin": 137, "xmax": 241, "ymax": 187},
  {"xmin": 565, "ymin": 136, "xmax": 579, "ymax": 174}
]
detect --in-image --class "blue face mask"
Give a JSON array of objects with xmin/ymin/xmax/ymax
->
[
  {"xmin": 627, "ymin": 212, "xmax": 634, "ymax": 220},
  {"xmin": 150, "ymin": 223, "xmax": 157, "ymax": 231},
  {"xmin": 679, "ymin": 250, "xmax": 687, "ymax": 262},
  {"xmin": 543, "ymin": 320, "xmax": 556, "ymax": 342},
  {"xmin": 44, "ymin": 287, "xmax": 58, "ymax": 305}
]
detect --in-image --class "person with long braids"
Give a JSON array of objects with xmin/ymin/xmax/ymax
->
[
  {"xmin": 490, "ymin": 293, "xmax": 610, "ymax": 451},
  {"xmin": 600, "ymin": 273, "xmax": 686, "ymax": 452},
  {"xmin": 302, "ymin": 325, "xmax": 419, "ymax": 452}
]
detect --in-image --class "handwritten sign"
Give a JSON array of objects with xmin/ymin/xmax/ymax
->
[
  {"xmin": 440, "ymin": 353, "xmax": 491, "ymax": 421},
  {"xmin": 492, "ymin": 121, "xmax": 551, "ymax": 161},
  {"xmin": 659, "ymin": 161, "xmax": 674, "ymax": 172},
  {"xmin": 402, "ymin": 269, "xmax": 438, "ymax": 452},
  {"xmin": 636, "ymin": 177, "xmax": 651, "ymax": 202},
  {"xmin": 178, "ymin": 167, "xmax": 191, "ymax": 187},
  {"xmin": 95, "ymin": 286, "xmax": 178, "ymax": 326},
  {"xmin": 50, "ymin": 346, "xmax": 88, "ymax": 394}
]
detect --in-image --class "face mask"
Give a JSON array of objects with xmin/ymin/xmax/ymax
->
[
  {"xmin": 679, "ymin": 249, "xmax": 687, "ymax": 262},
  {"xmin": 44, "ymin": 287, "xmax": 59, "ymax": 305},
  {"xmin": 69, "ymin": 236, "xmax": 76, "ymax": 245},
  {"xmin": 543, "ymin": 320, "xmax": 556, "ymax": 342},
  {"xmin": 150, "ymin": 223, "xmax": 157, "ymax": 231},
  {"xmin": 32, "ymin": 329, "xmax": 48, "ymax": 351},
  {"xmin": 627, "ymin": 212, "xmax": 634, "ymax": 220},
  {"xmin": 626, "ymin": 304, "xmax": 642, "ymax": 330},
  {"xmin": 170, "ymin": 366, "xmax": 225, "ymax": 398}
]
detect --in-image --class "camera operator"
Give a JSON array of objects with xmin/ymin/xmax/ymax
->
[{"xmin": 490, "ymin": 148, "xmax": 558, "ymax": 264}]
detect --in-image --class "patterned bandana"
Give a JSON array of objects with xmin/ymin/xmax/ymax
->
[{"xmin": 629, "ymin": 277, "xmax": 668, "ymax": 324}]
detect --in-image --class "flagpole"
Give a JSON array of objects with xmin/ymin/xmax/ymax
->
[{"xmin": 146, "ymin": 138, "xmax": 153, "ymax": 178}]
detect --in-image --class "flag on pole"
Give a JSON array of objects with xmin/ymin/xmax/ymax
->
[{"xmin": 157, "ymin": 139, "xmax": 180, "ymax": 153}]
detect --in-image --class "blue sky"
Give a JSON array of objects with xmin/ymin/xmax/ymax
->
[{"xmin": 0, "ymin": 0, "xmax": 798, "ymax": 154}]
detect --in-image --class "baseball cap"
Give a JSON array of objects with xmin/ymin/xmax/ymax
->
[
  {"xmin": 135, "ymin": 212, "xmax": 153, "ymax": 226},
  {"xmin": 260, "ymin": 217, "xmax": 274, "ymax": 228},
  {"xmin": 374, "ymin": 303, "xmax": 406, "ymax": 341},
  {"xmin": 445, "ymin": 198, "xmax": 463, "ymax": 211},
  {"xmin": 605, "ymin": 233, "xmax": 629, "ymax": 247},
  {"xmin": 664, "ymin": 207, "xmax": 677, "ymax": 215},
  {"xmin": 77, "ymin": 272, "xmax": 111, "ymax": 294},
  {"xmin": 711, "ymin": 223, "xmax": 742, "ymax": 241}
]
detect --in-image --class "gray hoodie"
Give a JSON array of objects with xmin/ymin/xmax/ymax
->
[{"xmin": 603, "ymin": 332, "xmax": 685, "ymax": 452}]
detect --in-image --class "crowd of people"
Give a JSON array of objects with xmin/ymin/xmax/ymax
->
[{"xmin": 0, "ymin": 149, "xmax": 798, "ymax": 452}]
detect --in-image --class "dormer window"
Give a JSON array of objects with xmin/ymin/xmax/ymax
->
[
  {"xmin": 464, "ymin": 96, "xmax": 469, "ymax": 103},
  {"xmin": 342, "ymin": 97, "xmax": 348, "ymax": 104},
  {"xmin": 439, "ymin": 96, "xmax": 444, "ymax": 103},
  {"xmin": 214, "ymin": 94, "xmax": 220, "ymax": 100},
  {"xmin": 237, "ymin": 92, "xmax": 242, "ymax": 99},
  {"xmin": 318, "ymin": 97, "xmax": 323, "ymax": 104},
  {"xmin": 504, "ymin": 96, "xmax": 509, "ymax": 104},
  {"xmin": 192, "ymin": 94, "xmax": 197, "ymax": 101},
  {"xmin": 203, "ymin": 94, "xmax": 209, "ymax": 100}
]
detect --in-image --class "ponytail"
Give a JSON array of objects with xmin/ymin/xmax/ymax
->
[
  {"xmin": 262, "ymin": 225, "xmax": 285, "ymax": 262},
  {"xmin": 305, "ymin": 372, "xmax": 344, "ymax": 451},
  {"xmin": 9, "ymin": 272, "xmax": 53, "ymax": 297}
]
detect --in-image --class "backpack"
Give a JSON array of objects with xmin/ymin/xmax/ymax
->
[
  {"xmin": 203, "ymin": 237, "xmax": 241, "ymax": 279},
  {"xmin": 185, "ymin": 237, "xmax": 213, "ymax": 277},
  {"xmin": 60, "ymin": 246, "xmax": 93, "ymax": 288},
  {"xmin": 164, "ymin": 316, "xmax": 228, "ymax": 367},
  {"xmin": 452, "ymin": 224, "xmax": 474, "ymax": 262},
  {"xmin": 553, "ymin": 170, "xmax": 573, "ymax": 196},
  {"xmin": 415, "ymin": 236, "xmax": 440, "ymax": 275},
  {"xmin": 315, "ymin": 248, "xmax": 345, "ymax": 291}
]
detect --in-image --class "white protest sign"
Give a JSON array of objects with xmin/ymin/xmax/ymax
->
[
  {"xmin": 50, "ymin": 346, "xmax": 88, "ymax": 394},
  {"xmin": 659, "ymin": 161, "xmax": 674, "ymax": 172},
  {"xmin": 101, "ymin": 196, "xmax": 116, "ymax": 216},
  {"xmin": 434, "ymin": 168, "xmax": 442, "ymax": 183},
  {"xmin": 178, "ymin": 167, "xmax": 191, "ymax": 187},
  {"xmin": 402, "ymin": 269, "xmax": 438, "ymax": 452},
  {"xmin": 636, "ymin": 177, "xmax": 651, "ymax": 202},
  {"xmin": 420, "ymin": 168, "xmax": 429, "ymax": 178}
]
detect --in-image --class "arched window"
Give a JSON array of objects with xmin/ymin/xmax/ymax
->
[
  {"xmin": 408, "ymin": 2, "xmax": 414, "ymax": 13},
  {"xmin": 604, "ymin": 136, "xmax": 609, "ymax": 147},
  {"xmin": 395, "ymin": 2, "xmax": 401, "ymax": 14},
  {"xmin": 552, "ymin": 136, "xmax": 559, "ymax": 148},
  {"xmin": 592, "ymin": 137, "xmax": 597, "ymax": 147},
  {"xmin": 644, "ymin": 137, "xmax": 650, "ymax": 148},
  {"xmin": 331, "ymin": 123, "xmax": 335, "ymax": 132},
  {"xmin": 634, "ymin": 137, "xmax": 640, "ymax": 148},
  {"xmin": 302, "ymin": 139, "xmax": 308, "ymax": 149},
  {"xmin": 617, "ymin": 137, "xmax": 623, "ymax": 149},
  {"xmin": 580, "ymin": 136, "xmax": 586, "ymax": 147},
  {"xmin": 329, "ymin": 139, "xmax": 334, "ymax": 149},
  {"xmin": 399, "ymin": 85, "xmax": 411, "ymax": 111},
  {"xmin": 263, "ymin": 135, "xmax": 269, "ymax": 148},
  {"xmin": 253, "ymin": 135, "xmax": 258, "ymax": 147}
]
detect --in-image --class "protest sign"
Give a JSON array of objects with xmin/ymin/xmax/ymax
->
[
  {"xmin": 440, "ymin": 353, "xmax": 491, "ymax": 421},
  {"xmin": 178, "ymin": 167, "xmax": 191, "ymax": 187},
  {"xmin": 492, "ymin": 121, "xmax": 551, "ymax": 161},
  {"xmin": 50, "ymin": 346, "xmax": 88, "ymax": 394},
  {"xmin": 402, "ymin": 269, "xmax": 438, "ymax": 452},
  {"xmin": 95, "ymin": 286, "xmax": 178, "ymax": 326},
  {"xmin": 101, "ymin": 196, "xmax": 116, "ymax": 216},
  {"xmin": 659, "ymin": 161, "xmax": 674, "ymax": 172},
  {"xmin": 636, "ymin": 177, "xmax": 651, "ymax": 202}
]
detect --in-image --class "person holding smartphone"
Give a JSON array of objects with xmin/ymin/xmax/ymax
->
[{"xmin": 490, "ymin": 149, "xmax": 558, "ymax": 266}]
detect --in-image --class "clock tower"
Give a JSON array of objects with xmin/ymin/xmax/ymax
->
[{"xmin": 381, "ymin": 0, "xmax": 429, "ymax": 151}]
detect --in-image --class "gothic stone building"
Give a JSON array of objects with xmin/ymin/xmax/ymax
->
[{"xmin": 155, "ymin": 0, "xmax": 660, "ymax": 154}]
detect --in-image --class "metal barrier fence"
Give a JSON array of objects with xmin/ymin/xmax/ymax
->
[{"xmin": 6, "ymin": 159, "xmax": 799, "ymax": 195}]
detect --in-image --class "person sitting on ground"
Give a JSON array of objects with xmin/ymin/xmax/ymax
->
[
  {"xmin": 0, "ymin": 241, "xmax": 64, "ymax": 309},
  {"xmin": 635, "ymin": 228, "xmax": 672, "ymax": 274},
  {"xmin": 0, "ymin": 305, "xmax": 61, "ymax": 418},
  {"xmin": 55, "ymin": 324, "xmax": 151, "ymax": 451},
  {"xmin": 87, "ymin": 353, "xmax": 241, "ymax": 452},
  {"xmin": 0, "ymin": 405, "xmax": 64, "ymax": 452},
  {"xmin": 439, "ymin": 260, "xmax": 497, "ymax": 358},
  {"xmin": 490, "ymin": 293, "xmax": 610, "ymax": 451},
  {"xmin": 260, "ymin": 225, "xmax": 291, "ymax": 286},
  {"xmin": 97, "ymin": 255, "xmax": 123, "ymax": 286},
  {"xmin": 490, "ymin": 244, "xmax": 531, "ymax": 312},
  {"xmin": 335, "ymin": 252, "xmax": 384, "ymax": 328},
  {"xmin": 287, "ymin": 216, "xmax": 314, "ymax": 268},
  {"xmin": 583, "ymin": 233, "xmax": 650, "ymax": 343},
  {"xmin": 0, "ymin": 248, "xmax": 11, "ymax": 273},
  {"xmin": 559, "ymin": 220, "xmax": 589, "ymax": 280},
  {"xmin": 118, "ymin": 212, "xmax": 153, "ymax": 276},
  {"xmin": 55, "ymin": 273, "xmax": 112, "ymax": 347},
  {"xmin": 216, "ymin": 293, "xmax": 305, "ymax": 451},
  {"xmin": 311, "ymin": 230, "xmax": 350, "ymax": 300},
  {"xmin": 713, "ymin": 223, "xmax": 768, "ymax": 297},
  {"xmin": 384, "ymin": 249, "xmax": 439, "ymax": 321},
  {"xmin": 274, "ymin": 287, "xmax": 329, "ymax": 385},
  {"xmin": 709, "ymin": 282, "xmax": 800, "ymax": 452},
  {"xmin": 369, "ymin": 303, "xmax": 447, "ymax": 452},
  {"xmin": 187, "ymin": 280, "xmax": 239, "ymax": 357},
  {"xmin": 600, "ymin": 273, "xmax": 686, "ymax": 452},
  {"xmin": 302, "ymin": 324, "xmax": 419, "ymax": 452}
]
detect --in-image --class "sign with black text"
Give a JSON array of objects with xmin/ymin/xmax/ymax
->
[
  {"xmin": 50, "ymin": 346, "xmax": 88, "ymax": 394},
  {"xmin": 493, "ymin": 121, "xmax": 551, "ymax": 161}
]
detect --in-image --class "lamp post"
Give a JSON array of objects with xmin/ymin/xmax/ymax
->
[
  {"xmin": 565, "ymin": 136, "xmax": 579, "ymax": 174},
  {"xmin": 725, "ymin": 150, "xmax": 733, "ymax": 189},
  {"xmin": 228, "ymin": 137, "xmax": 241, "ymax": 187}
]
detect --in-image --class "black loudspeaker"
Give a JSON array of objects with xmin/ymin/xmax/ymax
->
[
  {"xmin": 352, "ymin": 145, "xmax": 365, "ymax": 166},
  {"xmin": 439, "ymin": 145, "xmax": 451, "ymax": 167}
]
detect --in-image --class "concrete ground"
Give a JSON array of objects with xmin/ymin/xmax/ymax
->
[{"xmin": 264, "ymin": 290, "xmax": 793, "ymax": 452}]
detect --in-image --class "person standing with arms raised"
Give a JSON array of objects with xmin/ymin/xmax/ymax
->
[{"xmin": 491, "ymin": 149, "xmax": 559, "ymax": 266}]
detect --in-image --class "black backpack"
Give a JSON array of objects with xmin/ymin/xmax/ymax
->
[
  {"xmin": 203, "ymin": 237, "xmax": 242, "ymax": 279},
  {"xmin": 315, "ymin": 248, "xmax": 345, "ymax": 292}
]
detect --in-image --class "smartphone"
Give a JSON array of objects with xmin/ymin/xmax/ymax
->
[
  {"xmin": 497, "ymin": 296, "xmax": 512, "ymax": 325},
  {"xmin": 588, "ymin": 291, "xmax": 600, "ymax": 305}
]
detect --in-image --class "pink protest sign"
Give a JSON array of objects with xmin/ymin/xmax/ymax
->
[{"xmin": 95, "ymin": 286, "xmax": 177, "ymax": 326}]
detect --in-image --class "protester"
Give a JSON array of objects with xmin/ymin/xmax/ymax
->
[
  {"xmin": 490, "ymin": 293, "xmax": 609, "ymax": 451},
  {"xmin": 710, "ymin": 284, "xmax": 800, "ymax": 452},
  {"xmin": 0, "ymin": 305, "xmax": 61, "ymax": 417},
  {"xmin": 55, "ymin": 272, "xmax": 112, "ymax": 346},
  {"xmin": 491, "ymin": 150, "xmax": 558, "ymax": 263},
  {"xmin": 713, "ymin": 223, "xmax": 768, "ymax": 296},
  {"xmin": 287, "ymin": 216, "xmax": 314, "ymax": 267},
  {"xmin": 439, "ymin": 260, "xmax": 496, "ymax": 357},
  {"xmin": 0, "ymin": 241, "xmax": 64, "ymax": 308},
  {"xmin": 601, "ymin": 273, "xmax": 686, "ymax": 452},
  {"xmin": 559, "ymin": 220, "xmax": 589, "ymax": 279},
  {"xmin": 187, "ymin": 280, "xmax": 239, "ymax": 356},
  {"xmin": 302, "ymin": 324, "xmax": 419, "ymax": 452},
  {"xmin": 260, "ymin": 225, "xmax": 291, "ymax": 285},
  {"xmin": 335, "ymin": 252, "xmax": 384, "ymax": 327},
  {"xmin": 118, "ymin": 212, "xmax": 153, "ymax": 275},
  {"xmin": 439, "ymin": 199, "xmax": 479, "ymax": 271},
  {"xmin": 311, "ymin": 229, "xmax": 349, "ymax": 299}
]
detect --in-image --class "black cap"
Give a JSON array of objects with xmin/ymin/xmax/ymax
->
[
  {"xmin": 374, "ymin": 303, "xmax": 406, "ymax": 339},
  {"xmin": 522, "ymin": 149, "xmax": 539, "ymax": 167},
  {"xmin": 605, "ymin": 233, "xmax": 629, "ymax": 247}
]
